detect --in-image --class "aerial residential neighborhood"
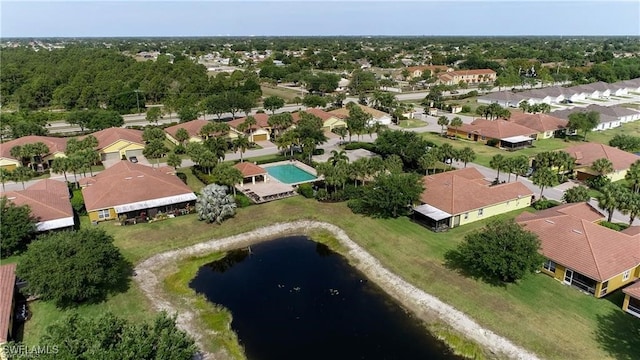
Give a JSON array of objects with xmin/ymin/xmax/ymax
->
[{"xmin": 1, "ymin": 1, "xmax": 640, "ymax": 360}]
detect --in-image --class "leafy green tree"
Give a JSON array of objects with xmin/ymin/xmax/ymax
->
[
  {"xmin": 177, "ymin": 104, "xmax": 199, "ymax": 122},
  {"xmin": 17, "ymin": 228, "xmax": 130, "ymax": 307},
  {"xmin": 563, "ymin": 185, "xmax": 591, "ymax": 203},
  {"xmin": 591, "ymin": 158, "xmax": 614, "ymax": 176},
  {"xmin": 232, "ymin": 136, "xmax": 251, "ymax": 163},
  {"xmin": 0, "ymin": 168, "xmax": 12, "ymax": 191},
  {"xmin": 263, "ymin": 95, "xmax": 286, "ymax": 114},
  {"xmin": 609, "ymin": 134, "xmax": 640, "ymax": 152},
  {"xmin": 345, "ymin": 103, "xmax": 370, "ymax": 142},
  {"xmin": 16, "ymin": 311, "xmax": 197, "ymax": 360},
  {"xmin": 449, "ymin": 117, "xmax": 463, "ymax": 138},
  {"xmin": 166, "ymin": 152, "xmax": 182, "ymax": 170},
  {"xmin": 446, "ymin": 219, "xmax": 543, "ymax": 283},
  {"xmin": 457, "ymin": 147, "xmax": 476, "ymax": 168},
  {"xmin": 418, "ymin": 152, "xmax": 437, "ymax": 175},
  {"xmin": 597, "ymin": 182, "xmax": 625, "ymax": 222},
  {"xmin": 350, "ymin": 172, "xmax": 424, "ymax": 218},
  {"xmin": 145, "ymin": 107, "xmax": 162, "ymax": 125},
  {"xmin": 531, "ymin": 166, "xmax": 557, "ymax": 199},
  {"xmin": 625, "ymin": 160, "xmax": 640, "ymax": 193},
  {"xmin": 437, "ymin": 115, "xmax": 449, "ymax": 136},
  {"xmin": 374, "ymin": 129, "xmax": 429, "ymax": 171},
  {"xmin": 142, "ymin": 126, "xmax": 167, "ymax": 143},
  {"xmin": 195, "ymin": 184, "xmax": 237, "ymax": 224},
  {"xmin": 0, "ymin": 196, "xmax": 37, "ymax": 257},
  {"xmin": 210, "ymin": 163, "xmax": 243, "ymax": 196},
  {"xmin": 143, "ymin": 140, "xmax": 168, "ymax": 168},
  {"xmin": 568, "ymin": 111, "xmax": 600, "ymax": 141},
  {"xmin": 175, "ymin": 127, "xmax": 190, "ymax": 146},
  {"xmin": 302, "ymin": 94, "xmax": 328, "ymax": 108},
  {"xmin": 489, "ymin": 154, "xmax": 507, "ymax": 181}
]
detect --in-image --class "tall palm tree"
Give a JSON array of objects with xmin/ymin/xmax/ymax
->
[
  {"xmin": 457, "ymin": 147, "xmax": 476, "ymax": 168},
  {"xmin": 591, "ymin": 158, "xmax": 614, "ymax": 176},
  {"xmin": 418, "ymin": 152, "xmax": 437, "ymax": 175},
  {"xmin": 233, "ymin": 136, "xmax": 251, "ymax": 163},
  {"xmin": 626, "ymin": 160, "xmax": 640, "ymax": 193},
  {"xmin": 490, "ymin": 154, "xmax": 506, "ymax": 181},
  {"xmin": 51, "ymin": 157, "xmax": 71, "ymax": 182},
  {"xmin": 449, "ymin": 117, "xmax": 463, "ymax": 139},
  {"xmin": 619, "ymin": 189, "xmax": 640, "ymax": 226},
  {"xmin": 437, "ymin": 116, "xmax": 449, "ymax": 136},
  {"xmin": 12, "ymin": 166, "xmax": 34, "ymax": 190},
  {"xmin": 597, "ymin": 183, "xmax": 624, "ymax": 222},
  {"xmin": 328, "ymin": 150, "xmax": 349, "ymax": 166},
  {"xmin": 243, "ymin": 116, "xmax": 257, "ymax": 142},
  {"xmin": 0, "ymin": 168, "xmax": 12, "ymax": 191}
]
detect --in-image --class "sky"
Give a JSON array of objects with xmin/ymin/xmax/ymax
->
[{"xmin": 1, "ymin": 1, "xmax": 639, "ymax": 38}]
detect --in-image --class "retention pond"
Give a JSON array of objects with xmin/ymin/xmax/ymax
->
[{"xmin": 190, "ymin": 235, "xmax": 463, "ymax": 360}]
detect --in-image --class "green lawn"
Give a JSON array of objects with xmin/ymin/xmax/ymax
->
[
  {"xmin": 260, "ymin": 85, "xmax": 302, "ymax": 102},
  {"xmin": 398, "ymin": 119, "xmax": 427, "ymax": 129},
  {"xmin": 584, "ymin": 121, "xmax": 640, "ymax": 147},
  {"xmin": 14, "ymin": 196, "xmax": 638, "ymax": 360},
  {"xmin": 422, "ymin": 132, "xmax": 575, "ymax": 167}
]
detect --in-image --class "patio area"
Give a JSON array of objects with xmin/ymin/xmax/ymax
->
[{"xmin": 238, "ymin": 181, "xmax": 296, "ymax": 203}]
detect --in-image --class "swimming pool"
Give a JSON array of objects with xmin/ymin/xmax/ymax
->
[{"xmin": 266, "ymin": 164, "xmax": 317, "ymax": 184}]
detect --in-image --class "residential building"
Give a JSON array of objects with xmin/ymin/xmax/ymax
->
[
  {"xmin": 81, "ymin": 161, "xmax": 196, "ymax": 223},
  {"xmin": 164, "ymin": 119, "xmax": 211, "ymax": 145},
  {"xmin": 516, "ymin": 202, "xmax": 640, "ymax": 298},
  {"xmin": 0, "ymin": 135, "xmax": 68, "ymax": 171},
  {"xmin": 228, "ymin": 113, "xmax": 272, "ymax": 142},
  {"xmin": 328, "ymin": 104, "xmax": 392, "ymax": 126},
  {"xmin": 0, "ymin": 263, "xmax": 16, "ymax": 348},
  {"xmin": 1, "ymin": 179, "xmax": 74, "ymax": 231},
  {"xmin": 298, "ymin": 108, "xmax": 347, "ymax": 131},
  {"xmin": 623, "ymin": 281, "xmax": 640, "ymax": 318},
  {"xmin": 447, "ymin": 118, "xmax": 538, "ymax": 149},
  {"xmin": 234, "ymin": 162, "xmax": 268, "ymax": 186},
  {"xmin": 561, "ymin": 143, "xmax": 640, "ymax": 181},
  {"xmin": 89, "ymin": 127, "xmax": 145, "ymax": 162},
  {"xmin": 552, "ymin": 107, "xmax": 622, "ymax": 131},
  {"xmin": 405, "ymin": 65, "xmax": 451, "ymax": 79},
  {"xmin": 508, "ymin": 113, "xmax": 568, "ymax": 140},
  {"xmin": 413, "ymin": 168, "xmax": 533, "ymax": 231},
  {"xmin": 477, "ymin": 91, "xmax": 529, "ymax": 108},
  {"xmin": 437, "ymin": 69, "xmax": 497, "ymax": 86}
]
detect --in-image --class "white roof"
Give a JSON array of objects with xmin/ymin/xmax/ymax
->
[
  {"xmin": 113, "ymin": 193, "xmax": 197, "ymax": 213},
  {"xmin": 36, "ymin": 216, "xmax": 75, "ymax": 231},
  {"xmin": 413, "ymin": 204, "xmax": 452, "ymax": 221},
  {"xmin": 501, "ymin": 135, "xmax": 534, "ymax": 143}
]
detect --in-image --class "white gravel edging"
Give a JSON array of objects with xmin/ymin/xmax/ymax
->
[{"xmin": 134, "ymin": 220, "xmax": 541, "ymax": 360}]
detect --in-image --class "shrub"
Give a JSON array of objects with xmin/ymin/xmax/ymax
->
[
  {"xmin": 486, "ymin": 139, "xmax": 499, "ymax": 147},
  {"xmin": 532, "ymin": 199, "xmax": 561, "ymax": 210},
  {"xmin": 343, "ymin": 142, "xmax": 377, "ymax": 152},
  {"xmin": 71, "ymin": 189, "xmax": 86, "ymax": 215},
  {"xmin": 174, "ymin": 144, "xmax": 186, "ymax": 154},
  {"xmin": 254, "ymin": 154, "xmax": 288, "ymax": 165},
  {"xmin": 461, "ymin": 105, "xmax": 471, "ymax": 113},
  {"xmin": 176, "ymin": 172, "xmax": 188, "ymax": 185},
  {"xmin": 599, "ymin": 221, "xmax": 629, "ymax": 231},
  {"xmin": 586, "ymin": 175, "xmax": 611, "ymax": 191},
  {"xmin": 315, "ymin": 188, "xmax": 328, "ymax": 201},
  {"xmin": 297, "ymin": 183, "xmax": 314, "ymax": 198},
  {"xmin": 234, "ymin": 193, "xmax": 252, "ymax": 208},
  {"xmin": 191, "ymin": 167, "xmax": 214, "ymax": 184}
]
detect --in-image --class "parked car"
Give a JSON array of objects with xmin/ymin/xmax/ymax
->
[
  {"xmin": 129, "ymin": 156, "xmax": 138, "ymax": 163},
  {"xmin": 524, "ymin": 167, "xmax": 534, "ymax": 177}
]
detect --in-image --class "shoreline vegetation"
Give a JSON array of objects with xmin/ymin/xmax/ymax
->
[{"xmin": 137, "ymin": 221, "xmax": 538, "ymax": 360}]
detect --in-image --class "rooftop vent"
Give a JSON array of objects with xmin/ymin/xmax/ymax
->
[
  {"xmin": 7, "ymin": 197, "xmax": 16, "ymax": 200},
  {"xmin": 572, "ymin": 229, "xmax": 583, "ymax": 234},
  {"xmin": 544, "ymin": 219, "xmax": 555, "ymax": 224},
  {"xmin": 137, "ymin": 175, "xmax": 144, "ymax": 178},
  {"xmin": 125, "ymin": 177, "xmax": 133, "ymax": 180}
]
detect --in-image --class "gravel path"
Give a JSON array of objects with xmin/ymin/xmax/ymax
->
[{"xmin": 134, "ymin": 220, "xmax": 541, "ymax": 360}]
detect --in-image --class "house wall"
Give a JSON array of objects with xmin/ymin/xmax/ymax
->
[
  {"xmin": 447, "ymin": 128, "xmax": 492, "ymax": 144},
  {"xmin": 0, "ymin": 158, "xmax": 20, "ymax": 171},
  {"xmin": 323, "ymin": 118, "xmax": 347, "ymax": 131},
  {"xmin": 102, "ymin": 141, "xmax": 145, "ymax": 158},
  {"xmin": 608, "ymin": 169, "xmax": 628, "ymax": 182},
  {"xmin": 88, "ymin": 207, "xmax": 117, "ymax": 222},
  {"xmin": 541, "ymin": 261, "xmax": 567, "ymax": 281},
  {"xmin": 455, "ymin": 196, "xmax": 532, "ymax": 227},
  {"xmin": 597, "ymin": 265, "xmax": 639, "ymax": 298}
]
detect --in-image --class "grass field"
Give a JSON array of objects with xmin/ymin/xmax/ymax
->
[
  {"xmin": 398, "ymin": 119, "xmax": 427, "ymax": 129},
  {"xmin": 583, "ymin": 121, "xmax": 640, "ymax": 147},
  {"xmin": 260, "ymin": 85, "xmax": 302, "ymax": 103},
  {"xmin": 16, "ymin": 195, "xmax": 639, "ymax": 360}
]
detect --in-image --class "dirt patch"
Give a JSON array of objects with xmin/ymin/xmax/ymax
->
[{"xmin": 134, "ymin": 221, "xmax": 541, "ymax": 360}]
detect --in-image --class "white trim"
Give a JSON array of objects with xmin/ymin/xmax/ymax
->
[
  {"xmin": 113, "ymin": 193, "xmax": 197, "ymax": 213},
  {"xmin": 36, "ymin": 216, "xmax": 74, "ymax": 231}
]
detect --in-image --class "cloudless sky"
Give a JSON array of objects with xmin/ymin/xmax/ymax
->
[{"xmin": 1, "ymin": 1, "xmax": 639, "ymax": 37}]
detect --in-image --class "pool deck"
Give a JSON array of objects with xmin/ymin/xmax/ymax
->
[{"xmin": 237, "ymin": 161, "xmax": 319, "ymax": 203}]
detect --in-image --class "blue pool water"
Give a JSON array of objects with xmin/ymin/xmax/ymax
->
[{"xmin": 266, "ymin": 164, "xmax": 317, "ymax": 184}]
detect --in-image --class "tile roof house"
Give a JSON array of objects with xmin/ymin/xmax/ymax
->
[
  {"xmin": 437, "ymin": 69, "xmax": 496, "ymax": 86},
  {"xmin": 1, "ymin": 179, "xmax": 74, "ymax": 231},
  {"xmin": 228, "ymin": 113, "xmax": 272, "ymax": 142},
  {"xmin": 81, "ymin": 161, "xmax": 196, "ymax": 223},
  {"xmin": 413, "ymin": 168, "xmax": 533, "ymax": 231},
  {"xmin": 328, "ymin": 104, "xmax": 392, "ymax": 126},
  {"xmin": 623, "ymin": 281, "xmax": 640, "ymax": 318},
  {"xmin": 508, "ymin": 113, "xmax": 568, "ymax": 139},
  {"xmin": 164, "ymin": 119, "xmax": 211, "ymax": 144},
  {"xmin": 561, "ymin": 143, "xmax": 640, "ymax": 181},
  {"xmin": 405, "ymin": 65, "xmax": 451, "ymax": 79},
  {"xmin": 447, "ymin": 118, "xmax": 537, "ymax": 150},
  {"xmin": 0, "ymin": 135, "xmax": 68, "ymax": 171},
  {"xmin": 477, "ymin": 91, "xmax": 529, "ymax": 108},
  {"xmin": 0, "ymin": 263, "xmax": 17, "ymax": 345},
  {"xmin": 516, "ymin": 202, "xmax": 640, "ymax": 298},
  {"xmin": 88, "ymin": 127, "xmax": 145, "ymax": 163},
  {"xmin": 297, "ymin": 108, "xmax": 347, "ymax": 131}
]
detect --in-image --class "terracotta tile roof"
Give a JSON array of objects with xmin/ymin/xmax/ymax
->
[
  {"xmin": 0, "ymin": 135, "xmax": 68, "ymax": 160},
  {"xmin": 328, "ymin": 104, "xmax": 389, "ymax": 120},
  {"xmin": 1, "ymin": 179, "xmax": 73, "ymax": 230},
  {"xmin": 234, "ymin": 162, "xmax": 267, "ymax": 177},
  {"xmin": 300, "ymin": 108, "xmax": 335, "ymax": 121},
  {"xmin": 453, "ymin": 119, "xmax": 538, "ymax": 140},
  {"xmin": 420, "ymin": 168, "xmax": 533, "ymax": 214},
  {"xmin": 407, "ymin": 65, "xmax": 450, "ymax": 73},
  {"xmin": 164, "ymin": 119, "xmax": 210, "ymax": 139},
  {"xmin": 621, "ymin": 226, "xmax": 640, "ymax": 236},
  {"xmin": 0, "ymin": 263, "xmax": 16, "ymax": 343},
  {"xmin": 88, "ymin": 127, "xmax": 144, "ymax": 150},
  {"xmin": 515, "ymin": 202, "xmax": 604, "ymax": 223},
  {"xmin": 508, "ymin": 113, "xmax": 568, "ymax": 133},
  {"xmin": 82, "ymin": 161, "xmax": 194, "ymax": 212},
  {"xmin": 228, "ymin": 113, "xmax": 271, "ymax": 130},
  {"xmin": 448, "ymin": 69, "xmax": 496, "ymax": 76},
  {"xmin": 517, "ymin": 202, "xmax": 640, "ymax": 282},
  {"xmin": 562, "ymin": 143, "xmax": 640, "ymax": 171},
  {"xmin": 623, "ymin": 280, "xmax": 640, "ymax": 299}
]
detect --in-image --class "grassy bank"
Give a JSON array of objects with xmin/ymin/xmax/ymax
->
[{"xmin": 19, "ymin": 197, "xmax": 637, "ymax": 360}]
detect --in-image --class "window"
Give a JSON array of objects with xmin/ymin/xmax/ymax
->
[
  {"xmin": 467, "ymin": 133, "xmax": 472, "ymax": 139},
  {"xmin": 506, "ymin": 201, "xmax": 510, "ymax": 206},
  {"xmin": 600, "ymin": 281, "xmax": 608, "ymax": 297},
  {"xmin": 98, "ymin": 209, "xmax": 111, "ymax": 220},
  {"xmin": 543, "ymin": 260, "xmax": 556, "ymax": 273},
  {"xmin": 623, "ymin": 270, "xmax": 631, "ymax": 281},
  {"xmin": 464, "ymin": 212, "xmax": 469, "ymax": 220},
  {"xmin": 478, "ymin": 208, "xmax": 484, "ymax": 216},
  {"xmin": 481, "ymin": 136, "xmax": 486, "ymax": 140}
]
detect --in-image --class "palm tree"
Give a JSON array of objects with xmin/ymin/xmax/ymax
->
[
  {"xmin": 175, "ymin": 128, "xmax": 190, "ymax": 146},
  {"xmin": 531, "ymin": 166, "xmax": 557, "ymax": 199},
  {"xmin": 0, "ymin": 168, "xmax": 12, "ymax": 191},
  {"xmin": 620, "ymin": 190, "xmax": 640, "ymax": 226},
  {"xmin": 328, "ymin": 150, "xmax": 349, "ymax": 166},
  {"xmin": 437, "ymin": 116, "xmax": 449, "ymax": 136},
  {"xmin": 439, "ymin": 143, "xmax": 455, "ymax": 170},
  {"xmin": 51, "ymin": 157, "xmax": 71, "ymax": 182},
  {"xmin": 512, "ymin": 155, "xmax": 530, "ymax": 181},
  {"xmin": 626, "ymin": 160, "xmax": 640, "ymax": 193},
  {"xmin": 591, "ymin": 158, "xmax": 614, "ymax": 176},
  {"xmin": 518, "ymin": 101, "xmax": 530, "ymax": 113},
  {"xmin": 418, "ymin": 152, "xmax": 437, "ymax": 175},
  {"xmin": 233, "ymin": 136, "xmax": 251, "ymax": 163},
  {"xmin": 449, "ymin": 117, "xmax": 463, "ymax": 139},
  {"xmin": 489, "ymin": 154, "xmax": 507, "ymax": 181},
  {"xmin": 29, "ymin": 142, "xmax": 50, "ymax": 171},
  {"xmin": 12, "ymin": 166, "xmax": 34, "ymax": 190},
  {"xmin": 275, "ymin": 130, "xmax": 297, "ymax": 159},
  {"xmin": 195, "ymin": 184, "xmax": 237, "ymax": 224},
  {"xmin": 167, "ymin": 152, "xmax": 182, "ymax": 170},
  {"xmin": 597, "ymin": 183, "xmax": 624, "ymax": 222},
  {"xmin": 457, "ymin": 147, "xmax": 475, "ymax": 168},
  {"xmin": 243, "ymin": 116, "xmax": 257, "ymax": 142}
]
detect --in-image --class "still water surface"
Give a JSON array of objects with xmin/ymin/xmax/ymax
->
[{"xmin": 190, "ymin": 236, "xmax": 463, "ymax": 360}]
